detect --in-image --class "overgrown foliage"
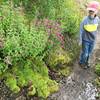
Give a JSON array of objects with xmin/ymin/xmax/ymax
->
[
  {"xmin": 95, "ymin": 63, "xmax": 100, "ymax": 90},
  {"xmin": 0, "ymin": 3, "xmax": 59, "ymax": 98},
  {"xmin": 3, "ymin": 59, "xmax": 58, "ymax": 98},
  {"xmin": 0, "ymin": 0, "xmax": 83, "ymax": 98}
]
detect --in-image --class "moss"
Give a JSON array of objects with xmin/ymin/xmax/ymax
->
[
  {"xmin": 11, "ymin": 66, "xmax": 26, "ymax": 87},
  {"xmin": 45, "ymin": 46, "xmax": 71, "ymax": 69},
  {"xmin": 58, "ymin": 66, "xmax": 71, "ymax": 77},
  {"xmin": 32, "ymin": 57, "xmax": 49, "ymax": 77},
  {"xmin": 28, "ymin": 84, "xmax": 36, "ymax": 96},
  {"xmin": 23, "ymin": 68, "xmax": 58, "ymax": 98},
  {"xmin": 4, "ymin": 73, "xmax": 20, "ymax": 93},
  {"xmin": 95, "ymin": 64, "xmax": 100, "ymax": 76},
  {"xmin": 22, "ymin": 61, "xmax": 59, "ymax": 98},
  {"xmin": 0, "ymin": 61, "xmax": 8, "ymax": 77},
  {"xmin": 17, "ymin": 73, "xmax": 26, "ymax": 87},
  {"xmin": 1, "ymin": 58, "xmax": 59, "ymax": 98},
  {"xmin": 94, "ymin": 78, "xmax": 100, "ymax": 87},
  {"xmin": 35, "ymin": 77, "xmax": 59, "ymax": 98},
  {"xmin": 36, "ymin": 78, "xmax": 50, "ymax": 98},
  {"xmin": 47, "ymin": 79, "xmax": 59, "ymax": 93}
]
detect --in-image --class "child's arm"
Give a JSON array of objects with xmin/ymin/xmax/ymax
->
[{"xmin": 96, "ymin": 16, "xmax": 100, "ymax": 32}]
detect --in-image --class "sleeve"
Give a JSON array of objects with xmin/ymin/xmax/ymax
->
[
  {"xmin": 79, "ymin": 20, "xmax": 84, "ymax": 44},
  {"xmin": 97, "ymin": 16, "xmax": 100, "ymax": 24},
  {"xmin": 96, "ymin": 16, "xmax": 100, "ymax": 31},
  {"xmin": 98, "ymin": 17, "xmax": 100, "ymax": 24}
]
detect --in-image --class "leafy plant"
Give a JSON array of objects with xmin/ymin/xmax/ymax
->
[
  {"xmin": 0, "ymin": 61, "xmax": 7, "ymax": 76},
  {"xmin": 61, "ymin": 0, "xmax": 83, "ymax": 37},
  {"xmin": 0, "ymin": 0, "xmax": 83, "ymax": 98},
  {"xmin": 95, "ymin": 64, "xmax": 100, "ymax": 76},
  {"xmin": 0, "ymin": 3, "xmax": 49, "ymax": 64},
  {"xmin": 45, "ymin": 46, "xmax": 71, "ymax": 69},
  {"xmin": 2, "ymin": 58, "xmax": 59, "ymax": 98},
  {"xmin": 4, "ymin": 73, "xmax": 20, "ymax": 93}
]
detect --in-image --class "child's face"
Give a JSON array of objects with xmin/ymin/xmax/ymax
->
[{"xmin": 88, "ymin": 10, "xmax": 96, "ymax": 18}]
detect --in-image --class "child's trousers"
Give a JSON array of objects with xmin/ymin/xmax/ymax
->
[{"xmin": 79, "ymin": 40, "xmax": 94, "ymax": 65}]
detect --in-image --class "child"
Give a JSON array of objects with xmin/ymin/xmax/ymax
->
[{"xmin": 79, "ymin": 1, "xmax": 100, "ymax": 69}]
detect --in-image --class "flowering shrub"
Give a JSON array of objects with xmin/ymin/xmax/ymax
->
[
  {"xmin": 61, "ymin": 0, "xmax": 83, "ymax": 37},
  {"xmin": 0, "ymin": 0, "xmax": 84, "ymax": 98},
  {"xmin": 35, "ymin": 19, "xmax": 65, "ymax": 50},
  {"xmin": 0, "ymin": 3, "xmax": 58, "ymax": 98},
  {"xmin": 0, "ymin": 3, "xmax": 49, "ymax": 64}
]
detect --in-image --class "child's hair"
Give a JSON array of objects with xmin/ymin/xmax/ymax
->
[{"xmin": 94, "ymin": 14, "xmax": 97, "ymax": 17}]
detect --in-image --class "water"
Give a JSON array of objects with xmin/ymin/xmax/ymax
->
[{"xmin": 78, "ymin": 82, "xmax": 97, "ymax": 100}]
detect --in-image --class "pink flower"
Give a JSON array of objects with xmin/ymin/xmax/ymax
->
[
  {"xmin": 56, "ymin": 33, "xmax": 62, "ymax": 38},
  {"xmin": 55, "ymin": 23, "xmax": 60, "ymax": 27},
  {"xmin": 61, "ymin": 45, "xmax": 64, "ymax": 49},
  {"xmin": 47, "ymin": 25, "xmax": 52, "ymax": 29}
]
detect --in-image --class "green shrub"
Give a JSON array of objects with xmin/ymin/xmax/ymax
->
[
  {"xmin": 0, "ymin": 3, "xmax": 59, "ymax": 98},
  {"xmin": 0, "ymin": 61, "xmax": 7, "ymax": 76},
  {"xmin": 95, "ymin": 64, "xmax": 100, "ymax": 76},
  {"xmin": 3, "ymin": 59, "xmax": 59, "ymax": 98},
  {"xmin": 61, "ymin": 0, "xmax": 83, "ymax": 37},
  {"xmin": 45, "ymin": 46, "xmax": 71, "ymax": 69},
  {"xmin": 0, "ymin": 0, "xmax": 82, "ymax": 98},
  {"xmin": 94, "ymin": 78, "xmax": 100, "ymax": 87},
  {"xmin": 32, "ymin": 57, "xmax": 49, "ymax": 77},
  {"xmin": 0, "ymin": 3, "xmax": 48, "ymax": 65}
]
